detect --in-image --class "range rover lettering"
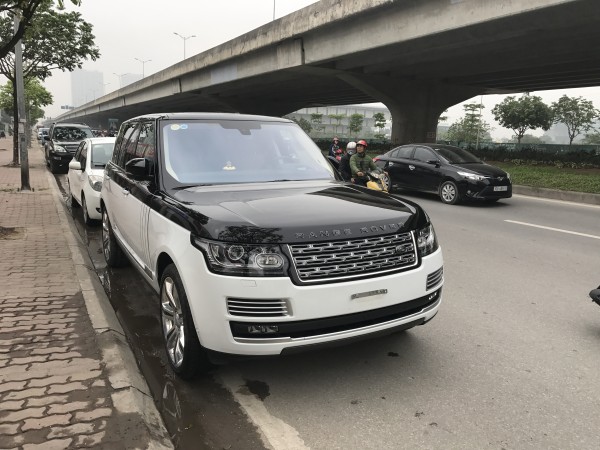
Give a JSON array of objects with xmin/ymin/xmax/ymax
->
[{"xmin": 101, "ymin": 113, "xmax": 444, "ymax": 379}]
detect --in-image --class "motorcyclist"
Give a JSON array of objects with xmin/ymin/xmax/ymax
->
[
  {"xmin": 339, "ymin": 141, "xmax": 355, "ymax": 182},
  {"xmin": 349, "ymin": 140, "xmax": 380, "ymax": 186}
]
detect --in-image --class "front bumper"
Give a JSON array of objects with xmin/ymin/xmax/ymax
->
[
  {"xmin": 460, "ymin": 180, "xmax": 512, "ymax": 200},
  {"xmin": 179, "ymin": 246, "xmax": 444, "ymax": 356}
]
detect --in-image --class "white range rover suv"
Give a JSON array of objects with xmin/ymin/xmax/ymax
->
[{"xmin": 101, "ymin": 113, "xmax": 444, "ymax": 379}]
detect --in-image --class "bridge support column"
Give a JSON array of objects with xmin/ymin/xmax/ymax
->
[{"xmin": 338, "ymin": 74, "xmax": 480, "ymax": 145}]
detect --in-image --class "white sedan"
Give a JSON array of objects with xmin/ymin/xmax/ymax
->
[{"xmin": 67, "ymin": 137, "xmax": 116, "ymax": 224}]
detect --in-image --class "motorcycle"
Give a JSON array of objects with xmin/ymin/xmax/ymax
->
[
  {"xmin": 590, "ymin": 286, "xmax": 600, "ymax": 306},
  {"xmin": 366, "ymin": 171, "xmax": 390, "ymax": 192}
]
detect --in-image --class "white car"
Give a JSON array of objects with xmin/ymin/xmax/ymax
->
[{"xmin": 67, "ymin": 137, "xmax": 116, "ymax": 224}]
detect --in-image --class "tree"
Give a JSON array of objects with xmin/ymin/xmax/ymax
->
[
  {"xmin": 372, "ymin": 112, "xmax": 387, "ymax": 140},
  {"xmin": 328, "ymin": 113, "xmax": 345, "ymax": 137},
  {"xmin": 446, "ymin": 103, "xmax": 491, "ymax": 144},
  {"xmin": 309, "ymin": 113, "xmax": 324, "ymax": 134},
  {"xmin": 0, "ymin": 3, "xmax": 100, "ymax": 163},
  {"xmin": 582, "ymin": 132, "xmax": 600, "ymax": 145},
  {"xmin": 492, "ymin": 94, "xmax": 553, "ymax": 144},
  {"xmin": 288, "ymin": 116, "xmax": 312, "ymax": 134},
  {"xmin": 551, "ymin": 95, "xmax": 599, "ymax": 145},
  {"xmin": 0, "ymin": 0, "xmax": 80, "ymax": 61},
  {"xmin": 0, "ymin": 79, "xmax": 52, "ymax": 127},
  {"xmin": 348, "ymin": 113, "xmax": 364, "ymax": 137}
]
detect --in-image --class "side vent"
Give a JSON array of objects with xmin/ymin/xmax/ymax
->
[
  {"xmin": 426, "ymin": 267, "xmax": 443, "ymax": 290},
  {"xmin": 227, "ymin": 298, "xmax": 290, "ymax": 317}
]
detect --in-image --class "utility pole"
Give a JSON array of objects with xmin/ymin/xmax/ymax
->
[{"xmin": 14, "ymin": 14, "xmax": 30, "ymax": 191}]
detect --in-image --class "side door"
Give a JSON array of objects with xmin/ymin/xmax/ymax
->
[
  {"xmin": 410, "ymin": 146, "xmax": 442, "ymax": 192},
  {"xmin": 103, "ymin": 122, "xmax": 139, "ymax": 255},
  {"xmin": 68, "ymin": 141, "xmax": 86, "ymax": 204},
  {"xmin": 385, "ymin": 146, "xmax": 414, "ymax": 188}
]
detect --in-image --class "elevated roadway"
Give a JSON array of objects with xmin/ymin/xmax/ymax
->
[{"xmin": 58, "ymin": 0, "xmax": 600, "ymax": 143}]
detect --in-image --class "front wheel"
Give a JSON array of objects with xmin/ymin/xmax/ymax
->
[
  {"xmin": 102, "ymin": 208, "xmax": 127, "ymax": 267},
  {"xmin": 439, "ymin": 180, "xmax": 461, "ymax": 205},
  {"xmin": 82, "ymin": 194, "xmax": 97, "ymax": 225},
  {"xmin": 160, "ymin": 264, "xmax": 211, "ymax": 379}
]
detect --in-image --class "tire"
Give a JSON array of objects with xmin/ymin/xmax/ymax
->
[
  {"xmin": 160, "ymin": 264, "xmax": 211, "ymax": 379},
  {"xmin": 102, "ymin": 208, "xmax": 127, "ymax": 267},
  {"xmin": 82, "ymin": 194, "xmax": 96, "ymax": 225},
  {"xmin": 439, "ymin": 180, "xmax": 461, "ymax": 205},
  {"xmin": 67, "ymin": 181, "xmax": 79, "ymax": 208}
]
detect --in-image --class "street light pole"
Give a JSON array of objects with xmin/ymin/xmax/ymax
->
[
  {"xmin": 113, "ymin": 72, "xmax": 129, "ymax": 89},
  {"xmin": 173, "ymin": 32, "xmax": 196, "ymax": 59},
  {"xmin": 134, "ymin": 58, "xmax": 151, "ymax": 78}
]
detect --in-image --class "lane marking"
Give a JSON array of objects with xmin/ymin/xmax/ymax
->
[
  {"xmin": 512, "ymin": 194, "xmax": 600, "ymax": 209},
  {"xmin": 505, "ymin": 220, "xmax": 600, "ymax": 240},
  {"xmin": 218, "ymin": 370, "xmax": 309, "ymax": 450}
]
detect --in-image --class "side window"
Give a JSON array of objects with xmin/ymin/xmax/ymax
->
[
  {"xmin": 396, "ymin": 146, "xmax": 414, "ymax": 159},
  {"xmin": 80, "ymin": 142, "xmax": 88, "ymax": 170},
  {"xmin": 112, "ymin": 122, "xmax": 137, "ymax": 167},
  {"xmin": 135, "ymin": 121, "xmax": 155, "ymax": 159},
  {"xmin": 413, "ymin": 147, "xmax": 436, "ymax": 162},
  {"xmin": 123, "ymin": 125, "xmax": 141, "ymax": 166}
]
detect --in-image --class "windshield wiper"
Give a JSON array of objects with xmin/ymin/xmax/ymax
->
[{"xmin": 172, "ymin": 183, "xmax": 214, "ymax": 190}]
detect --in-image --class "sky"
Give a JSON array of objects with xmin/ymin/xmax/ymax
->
[{"xmin": 42, "ymin": 0, "xmax": 600, "ymax": 141}]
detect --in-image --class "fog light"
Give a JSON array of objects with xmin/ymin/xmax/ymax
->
[{"xmin": 247, "ymin": 325, "xmax": 279, "ymax": 334}]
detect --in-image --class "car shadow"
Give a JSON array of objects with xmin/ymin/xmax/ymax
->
[{"xmin": 391, "ymin": 188, "xmax": 512, "ymax": 208}]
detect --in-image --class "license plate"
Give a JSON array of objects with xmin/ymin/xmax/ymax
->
[{"xmin": 494, "ymin": 186, "xmax": 508, "ymax": 192}]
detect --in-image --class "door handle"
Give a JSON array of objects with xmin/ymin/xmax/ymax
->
[
  {"xmin": 409, "ymin": 165, "xmax": 415, "ymax": 171},
  {"xmin": 388, "ymin": 162, "xmax": 394, "ymax": 167},
  {"xmin": 122, "ymin": 188, "xmax": 130, "ymax": 196}
]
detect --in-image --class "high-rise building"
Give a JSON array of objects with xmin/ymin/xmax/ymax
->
[{"xmin": 71, "ymin": 70, "xmax": 104, "ymax": 107}]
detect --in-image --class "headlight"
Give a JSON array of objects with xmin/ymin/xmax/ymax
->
[
  {"xmin": 191, "ymin": 236, "xmax": 289, "ymax": 277},
  {"xmin": 457, "ymin": 171, "xmax": 487, "ymax": 182},
  {"xmin": 416, "ymin": 224, "xmax": 438, "ymax": 257},
  {"xmin": 506, "ymin": 172, "xmax": 511, "ymax": 181},
  {"xmin": 88, "ymin": 175, "xmax": 103, "ymax": 192},
  {"xmin": 54, "ymin": 145, "xmax": 67, "ymax": 153}
]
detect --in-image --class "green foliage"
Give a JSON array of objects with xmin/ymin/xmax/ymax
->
[
  {"xmin": 446, "ymin": 103, "xmax": 491, "ymax": 144},
  {"xmin": 491, "ymin": 161, "xmax": 600, "ymax": 194},
  {"xmin": 348, "ymin": 113, "xmax": 364, "ymax": 136},
  {"xmin": 328, "ymin": 113, "xmax": 345, "ymax": 136},
  {"xmin": 583, "ymin": 132, "xmax": 600, "ymax": 145},
  {"xmin": 0, "ymin": 79, "xmax": 52, "ymax": 125},
  {"xmin": 0, "ymin": 4, "xmax": 100, "ymax": 81},
  {"xmin": 288, "ymin": 116, "xmax": 312, "ymax": 134},
  {"xmin": 0, "ymin": 0, "xmax": 81, "ymax": 60},
  {"xmin": 309, "ymin": 113, "xmax": 324, "ymax": 133},
  {"xmin": 492, "ymin": 94, "xmax": 553, "ymax": 143},
  {"xmin": 551, "ymin": 95, "xmax": 599, "ymax": 145}
]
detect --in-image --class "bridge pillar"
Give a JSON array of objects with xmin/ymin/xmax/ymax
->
[{"xmin": 338, "ymin": 74, "xmax": 480, "ymax": 145}]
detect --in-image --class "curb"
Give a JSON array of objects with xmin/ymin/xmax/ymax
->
[
  {"xmin": 44, "ymin": 169, "xmax": 173, "ymax": 450},
  {"xmin": 513, "ymin": 185, "xmax": 600, "ymax": 206}
]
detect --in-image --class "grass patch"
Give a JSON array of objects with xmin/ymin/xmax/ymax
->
[{"xmin": 491, "ymin": 162, "xmax": 600, "ymax": 194}]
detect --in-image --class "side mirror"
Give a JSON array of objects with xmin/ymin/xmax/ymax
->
[
  {"xmin": 125, "ymin": 157, "xmax": 152, "ymax": 181},
  {"xmin": 68, "ymin": 160, "xmax": 81, "ymax": 171},
  {"xmin": 427, "ymin": 159, "xmax": 440, "ymax": 167}
]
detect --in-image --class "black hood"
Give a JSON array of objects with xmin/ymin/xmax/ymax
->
[
  {"xmin": 452, "ymin": 162, "xmax": 508, "ymax": 177},
  {"xmin": 164, "ymin": 181, "xmax": 428, "ymax": 244}
]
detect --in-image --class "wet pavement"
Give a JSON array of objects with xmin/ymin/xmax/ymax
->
[{"xmin": 54, "ymin": 174, "xmax": 266, "ymax": 450}]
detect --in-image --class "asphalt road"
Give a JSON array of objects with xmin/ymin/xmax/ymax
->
[{"xmin": 57, "ymin": 174, "xmax": 600, "ymax": 450}]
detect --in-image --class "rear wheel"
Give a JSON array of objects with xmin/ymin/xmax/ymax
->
[
  {"xmin": 160, "ymin": 264, "xmax": 211, "ymax": 379},
  {"xmin": 102, "ymin": 208, "xmax": 127, "ymax": 267},
  {"xmin": 439, "ymin": 181, "xmax": 461, "ymax": 205}
]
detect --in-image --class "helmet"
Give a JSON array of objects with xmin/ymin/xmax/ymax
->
[
  {"xmin": 357, "ymin": 139, "xmax": 368, "ymax": 147},
  {"xmin": 346, "ymin": 141, "xmax": 356, "ymax": 150}
]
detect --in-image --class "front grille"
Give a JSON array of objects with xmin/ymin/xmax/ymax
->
[
  {"xmin": 227, "ymin": 298, "xmax": 290, "ymax": 317},
  {"xmin": 426, "ymin": 267, "xmax": 443, "ymax": 290},
  {"xmin": 288, "ymin": 232, "xmax": 418, "ymax": 283},
  {"xmin": 63, "ymin": 144, "xmax": 80, "ymax": 153}
]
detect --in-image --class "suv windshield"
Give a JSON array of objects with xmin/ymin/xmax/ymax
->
[
  {"xmin": 161, "ymin": 120, "xmax": 334, "ymax": 185},
  {"xmin": 53, "ymin": 126, "xmax": 93, "ymax": 141},
  {"xmin": 434, "ymin": 146, "xmax": 482, "ymax": 164}
]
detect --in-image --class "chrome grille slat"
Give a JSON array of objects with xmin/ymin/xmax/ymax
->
[
  {"xmin": 227, "ymin": 298, "xmax": 289, "ymax": 317},
  {"xmin": 426, "ymin": 267, "xmax": 443, "ymax": 290},
  {"xmin": 288, "ymin": 232, "xmax": 418, "ymax": 283}
]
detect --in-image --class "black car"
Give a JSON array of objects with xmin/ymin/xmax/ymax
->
[
  {"xmin": 374, "ymin": 144, "xmax": 512, "ymax": 204},
  {"xmin": 44, "ymin": 122, "xmax": 94, "ymax": 173}
]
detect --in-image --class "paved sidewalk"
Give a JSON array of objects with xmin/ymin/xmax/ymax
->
[{"xmin": 0, "ymin": 142, "xmax": 172, "ymax": 449}]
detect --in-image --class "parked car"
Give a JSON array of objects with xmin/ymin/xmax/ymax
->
[
  {"xmin": 373, "ymin": 144, "xmax": 512, "ymax": 204},
  {"xmin": 101, "ymin": 113, "xmax": 444, "ymax": 379},
  {"xmin": 37, "ymin": 127, "xmax": 49, "ymax": 142},
  {"xmin": 44, "ymin": 122, "xmax": 94, "ymax": 173},
  {"xmin": 67, "ymin": 137, "xmax": 116, "ymax": 224}
]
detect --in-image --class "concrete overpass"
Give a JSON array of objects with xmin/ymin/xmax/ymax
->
[{"xmin": 58, "ymin": 0, "xmax": 600, "ymax": 144}]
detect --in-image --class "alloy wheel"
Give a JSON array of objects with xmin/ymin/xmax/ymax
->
[{"xmin": 161, "ymin": 277, "xmax": 186, "ymax": 368}]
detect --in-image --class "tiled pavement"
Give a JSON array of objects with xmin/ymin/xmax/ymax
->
[{"xmin": 0, "ymin": 141, "xmax": 172, "ymax": 449}]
